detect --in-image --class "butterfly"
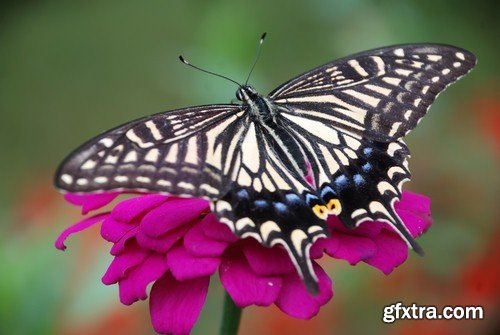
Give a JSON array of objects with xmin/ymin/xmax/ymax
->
[{"xmin": 55, "ymin": 37, "xmax": 476, "ymax": 294}]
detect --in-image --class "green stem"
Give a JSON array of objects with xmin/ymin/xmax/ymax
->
[{"xmin": 219, "ymin": 292, "xmax": 242, "ymax": 335}]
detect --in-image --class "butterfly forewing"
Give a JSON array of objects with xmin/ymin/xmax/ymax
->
[
  {"xmin": 271, "ymin": 44, "xmax": 476, "ymax": 141},
  {"xmin": 55, "ymin": 105, "xmax": 245, "ymax": 199}
]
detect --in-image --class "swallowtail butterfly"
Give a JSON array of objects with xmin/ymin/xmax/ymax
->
[{"xmin": 55, "ymin": 36, "xmax": 476, "ymax": 294}]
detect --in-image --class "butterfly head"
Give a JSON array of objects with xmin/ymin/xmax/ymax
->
[{"xmin": 236, "ymin": 85, "xmax": 258, "ymax": 102}]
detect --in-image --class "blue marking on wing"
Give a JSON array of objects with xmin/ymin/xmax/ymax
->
[
  {"xmin": 353, "ymin": 174, "xmax": 365, "ymax": 185},
  {"xmin": 335, "ymin": 175, "xmax": 348, "ymax": 188},
  {"xmin": 363, "ymin": 147, "xmax": 373, "ymax": 156},
  {"xmin": 254, "ymin": 199, "xmax": 268, "ymax": 208},
  {"xmin": 320, "ymin": 185, "xmax": 335, "ymax": 198},
  {"xmin": 237, "ymin": 189, "xmax": 249, "ymax": 199},
  {"xmin": 305, "ymin": 193, "xmax": 319, "ymax": 204},
  {"xmin": 285, "ymin": 193, "xmax": 302, "ymax": 203},
  {"xmin": 273, "ymin": 202, "xmax": 288, "ymax": 214}
]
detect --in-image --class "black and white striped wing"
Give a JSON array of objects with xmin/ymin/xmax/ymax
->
[
  {"xmin": 56, "ymin": 103, "xmax": 328, "ymax": 293},
  {"xmin": 271, "ymin": 44, "xmax": 476, "ymax": 253},
  {"xmin": 281, "ymin": 109, "xmax": 417, "ymax": 251},
  {"xmin": 211, "ymin": 121, "xmax": 329, "ymax": 293},
  {"xmin": 55, "ymin": 105, "xmax": 246, "ymax": 199},
  {"xmin": 270, "ymin": 44, "xmax": 476, "ymax": 141}
]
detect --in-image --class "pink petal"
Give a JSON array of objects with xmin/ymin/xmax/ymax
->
[
  {"xmin": 310, "ymin": 236, "xmax": 339, "ymax": 259},
  {"xmin": 168, "ymin": 243, "xmax": 220, "ymax": 281},
  {"xmin": 326, "ymin": 215, "xmax": 347, "ymax": 232},
  {"xmin": 304, "ymin": 160, "xmax": 316, "ymax": 187},
  {"xmin": 55, "ymin": 212, "xmax": 109, "ymax": 250},
  {"xmin": 110, "ymin": 227, "xmax": 139, "ymax": 255},
  {"xmin": 275, "ymin": 262, "xmax": 333, "ymax": 319},
  {"xmin": 396, "ymin": 191, "xmax": 431, "ymax": 215},
  {"xmin": 141, "ymin": 198, "xmax": 209, "ymax": 237},
  {"xmin": 183, "ymin": 221, "xmax": 228, "ymax": 258},
  {"xmin": 101, "ymin": 217, "xmax": 136, "ymax": 243},
  {"xmin": 220, "ymin": 249, "xmax": 282, "ymax": 307},
  {"xmin": 118, "ymin": 253, "xmax": 168, "ymax": 305},
  {"xmin": 135, "ymin": 225, "xmax": 190, "ymax": 253},
  {"xmin": 398, "ymin": 208, "xmax": 432, "ymax": 238},
  {"xmin": 364, "ymin": 229, "xmax": 409, "ymax": 274},
  {"xmin": 102, "ymin": 241, "xmax": 150, "ymax": 284},
  {"xmin": 350, "ymin": 221, "xmax": 384, "ymax": 238},
  {"xmin": 65, "ymin": 193, "xmax": 119, "ymax": 215},
  {"xmin": 330, "ymin": 234, "xmax": 377, "ymax": 264},
  {"xmin": 111, "ymin": 194, "xmax": 167, "ymax": 223},
  {"xmin": 396, "ymin": 192, "xmax": 432, "ymax": 237},
  {"xmin": 327, "ymin": 216, "xmax": 383, "ymax": 238},
  {"xmin": 242, "ymin": 239, "xmax": 295, "ymax": 276},
  {"xmin": 200, "ymin": 214, "xmax": 238, "ymax": 243},
  {"xmin": 150, "ymin": 272, "xmax": 209, "ymax": 335}
]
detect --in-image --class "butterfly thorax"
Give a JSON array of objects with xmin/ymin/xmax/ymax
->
[{"xmin": 236, "ymin": 85, "xmax": 276, "ymax": 123}]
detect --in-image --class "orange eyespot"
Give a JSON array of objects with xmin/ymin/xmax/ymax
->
[
  {"xmin": 326, "ymin": 199, "xmax": 341, "ymax": 215},
  {"xmin": 312, "ymin": 204, "xmax": 329, "ymax": 220}
]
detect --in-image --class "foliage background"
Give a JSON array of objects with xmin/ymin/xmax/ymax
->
[{"xmin": 0, "ymin": 0, "xmax": 498, "ymax": 334}]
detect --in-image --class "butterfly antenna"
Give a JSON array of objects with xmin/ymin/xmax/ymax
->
[
  {"xmin": 179, "ymin": 55, "xmax": 241, "ymax": 87},
  {"xmin": 245, "ymin": 32, "xmax": 267, "ymax": 85}
]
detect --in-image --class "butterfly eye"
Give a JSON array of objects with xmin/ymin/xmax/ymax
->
[
  {"xmin": 326, "ymin": 199, "xmax": 341, "ymax": 215},
  {"xmin": 312, "ymin": 204, "xmax": 329, "ymax": 220}
]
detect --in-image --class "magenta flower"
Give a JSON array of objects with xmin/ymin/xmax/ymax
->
[{"xmin": 56, "ymin": 191, "xmax": 432, "ymax": 335}]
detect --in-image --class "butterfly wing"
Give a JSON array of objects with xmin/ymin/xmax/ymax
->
[
  {"xmin": 270, "ymin": 44, "xmax": 475, "ymax": 252},
  {"xmin": 279, "ymin": 110, "xmax": 418, "ymax": 251},
  {"xmin": 55, "ymin": 104, "xmax": 246, "ymax": 199},
  {"xmin": 56, "ymin": 103, "xmax": 328, "ymax": 293},
  {"xmin": 270, "ymin": 44, "xmax": 476, "ymax": 141},
  {"xmin": 211, "ymin": 120, "xmax": 329, "ymax": 293}
]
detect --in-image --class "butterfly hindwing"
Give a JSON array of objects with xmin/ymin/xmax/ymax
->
[
  {"xmin": 212, "ymin": 120, "xmax": 329, "ymax": 293},
  {"xmin": 319, "ymin": 140, "xmax": 419, "ymax": 252},
  {"xmin": 278, "ymin": 107, "xmax": 420, "ymax": 251},
  {"xmin": 213, "ymin": 187, "xmax": 327, "ymax": 294}
]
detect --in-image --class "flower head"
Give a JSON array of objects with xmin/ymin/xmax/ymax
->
[{"xmin": 56, "ymin": 191, "xmax": 432, "ymax": 334}]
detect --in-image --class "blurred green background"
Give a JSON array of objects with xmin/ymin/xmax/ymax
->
[{"xmin": 0, "ymin": 0, "xmax": 498, "ymax": 334}]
